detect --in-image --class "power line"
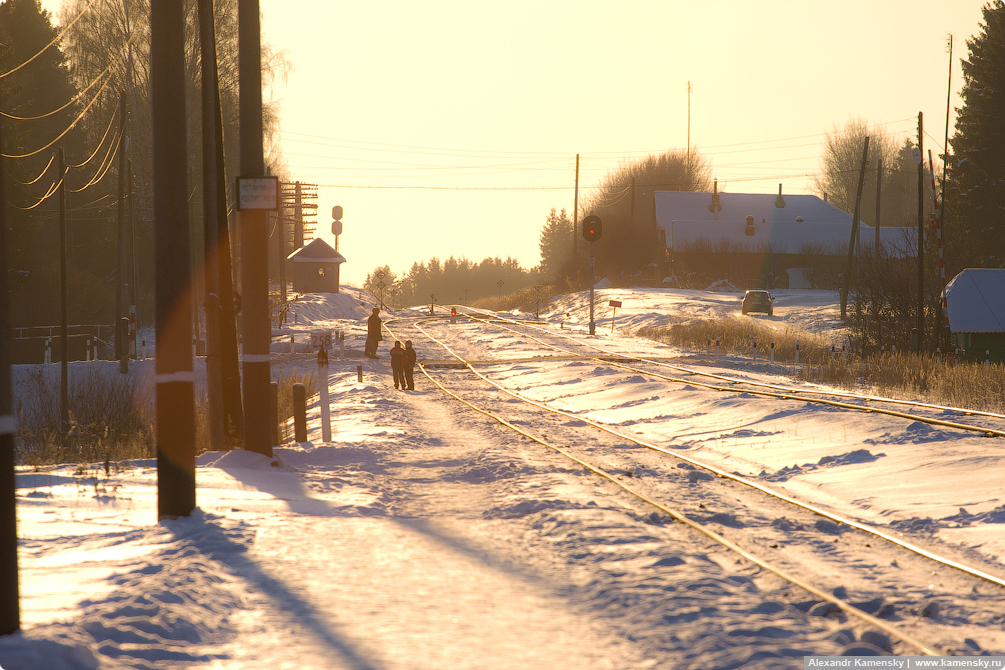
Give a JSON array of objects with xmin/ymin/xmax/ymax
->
[
  {"xmin": 0, "ymin": 70, "xmax": 109, "ymax": 121},
  {"xmin": 1, "ymin": 74, "xmax": 111, "ymax": 159},
  {"xmin": 0, "ymin": 0, "xmax": 98, "ymax": 80},
  {"xmin": 69, "ymin": 129, "xmax": 121, "ymax": 192},
  {"xmin": 65, "ymin": 97, "xmax": 120, "ymax": 169},
  {"xmin": 4, "ymin": 155, "xmax": 54, "ymax": 186}
]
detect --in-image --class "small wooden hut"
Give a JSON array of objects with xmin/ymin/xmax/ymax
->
[{"xmin": 287, "ymin": 238, "xmax": 346, "ymax": 294}]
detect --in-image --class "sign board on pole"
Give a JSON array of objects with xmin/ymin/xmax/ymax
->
[
  {"xmin": 608, "ymin": 300, "xmax": 622, "ymax": 308},
  {"xmin": 236, "ymin": 176, "xmax": 279, "ymax": 210},
  {"xmin": 311, "ymin": 331, "xmax": 333, "ymax": 350}
]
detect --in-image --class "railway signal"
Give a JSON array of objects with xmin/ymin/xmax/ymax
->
[
  {"xmin": 582, "ymin": 215, "xmax": 602, "ymax": 243},
  {"xmin": 582, "ymin": 214, "xmax": 602, "ymax": 334}
]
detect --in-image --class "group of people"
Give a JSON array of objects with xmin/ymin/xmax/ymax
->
[{"xmin": 364, "ymin": 306, "xmax": 417, "ymax": 391}]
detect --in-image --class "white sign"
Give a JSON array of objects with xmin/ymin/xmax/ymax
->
[
  {"xmin": 311, "ymin": 331, "xmax": 333, "ymax": 350},
  {"xmin": 237, "ymin": 176, "xmax": 279, "ymax": 210}
]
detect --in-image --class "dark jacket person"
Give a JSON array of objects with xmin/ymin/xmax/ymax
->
[
  {"xmin": 365, "ymin": 307, "xmax": 382, "ymax": 358},
  {"xmin": 404, "ymin": 340, "xmax": 417, "ymax": 390}
]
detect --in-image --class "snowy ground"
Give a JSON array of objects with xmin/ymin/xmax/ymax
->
[{"xmin": 3, "ymin": 286, "xmax": 1004, "ymax": 668}]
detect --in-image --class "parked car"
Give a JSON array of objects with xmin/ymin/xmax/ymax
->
[{"xmin": 741, "ymin": 290, "xmax": 773, "ymax": 316}]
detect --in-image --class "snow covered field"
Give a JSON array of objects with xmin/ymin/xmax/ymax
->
[{"xmin": 3, "ymin": 287, "xmax": 1004, "ymax": 668}]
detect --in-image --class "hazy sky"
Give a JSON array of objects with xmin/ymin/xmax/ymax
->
[
  {"xmin": 42, "ymin": 0, "xmax": 992, "ymax": 286},
  {"xmin": 258, "ymin": 0, "xmax": 988, "ymax": 286}
]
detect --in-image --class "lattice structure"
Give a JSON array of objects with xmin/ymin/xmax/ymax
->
[
  {"xmin": 280, "ymin": 181, "xmax": 318, "ymax": 248},
  {"xmin": 270, "ymin": 181, "xmax": 319, "ymax": 295}
]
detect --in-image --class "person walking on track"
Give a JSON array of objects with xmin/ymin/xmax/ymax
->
[
  {"xmin": 364, "ymin": 307, "xmax": 382, "ymax": 358},
  {"xmin": 389, "ymin": 340, "xmax": 407, "ymax": 390},
  {"xmin": 404, "ymin": 340, "xmax": 417, "ymax": 390}
]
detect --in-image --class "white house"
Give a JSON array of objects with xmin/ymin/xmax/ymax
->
[{"xmin": 654, "ymin": 190, "xmax": 915, "ymax": 288}]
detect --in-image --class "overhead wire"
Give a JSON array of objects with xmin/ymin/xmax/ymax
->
[
  {"xmin": 6, "ymin": 154, "xmax": 55, "ymax": 186},
  {"xmin": 69, "ymin": 129, "xmax": 120, "ymax": 192},
  {"xmin": 0, "ymin": 0, "xmax": 98, "ymax": 80},
  {"xmin": 1, "ymin": 73, "xmax": 112, "ymax": 159},
  {"xmin": 9, "ymin": 178, "xmax": 60, "ymax": 211},
  {"xmin": 0, "ymin": 68, "xmax": 109, "ymax": 121},
  {"xmin": 65, "ymin": 97, "xmax": 120, "ymax": 169}
]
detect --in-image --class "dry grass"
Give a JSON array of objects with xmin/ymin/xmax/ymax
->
[
  {"xmin": 192, "ymin": 368, "xmax": 320, "ymax": 449},
  {"xmin": 471, "ymin": 284, "xmax": 558, "ymax": 314},
  {"xmin": 637, "ymin": 317, "xmax": 1005, "ymax": 414},
  {"xmin": 15, "ymin": 366, "xmax": 155, "ymax": 468},
  {"xmin": 275, "ymin": 369, "xmax": 318, "ymax": 444}
]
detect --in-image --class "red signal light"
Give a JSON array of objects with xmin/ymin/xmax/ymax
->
[{"xmin": 582, "ymin": 215, "xmax": 602, "ymax": 243}]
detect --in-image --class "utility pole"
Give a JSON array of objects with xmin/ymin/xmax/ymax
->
[
  {"xmin": 572, "ymin": 154, "xmax": 579, "ymax": 264},
  {"xmin": 917, "ymin": 112, "xmax": 925, "ymax": 352},
  {"xmin": 239, "ymin": 0, "xmax": 272, "ymax": 457},
  {"xmin": 128, "ymin": 158, "xmax": 137, "ymax": 357},
  {"xmin": 199, "ymin": 0, "xmax": 225, "ymax": 452},
  {"xmin": 58, "ymin": 148, "xmax": 69, "ymax": 446},
  {"xmin": 840, "ymin": 136, "xmax": 869, "ymax": 320},
  {"xmin": 197, "ymin": 0, "xmax": 244, "ymax": 448},
  {"xmin": 875, "ymin": 157, "xmax": 882, "ymax": 254},
  {"xmin": 0, "ymin": 100, "xmax": 21, "ymax": 636},
  {"xmin": 151, "ymin": 0, "xmax": 196, "ymax": 519},
  {"xmin": 115, "ymin": 90, "xmax": 127, "ymax": 360},
  {"xmin": 294, "ymin": 181, "xmax": 304, "ymax": 249},
  {"xmin": 629, "ymin": 176, "xmax": 636, "ymax": 229}
]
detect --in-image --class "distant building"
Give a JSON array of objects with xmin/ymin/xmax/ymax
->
[
  {"xmin": 945, "ymin": 268, "xmax": 1005, "ymax": 363},
  {"xmin": 287, "ymin": 238, "xmax": 346, "ymax": 294},
  {"xmin": 654, "ymin": 190, "xmax": 914, "ymax": 289}
]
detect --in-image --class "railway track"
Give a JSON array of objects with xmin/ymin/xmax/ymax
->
[
  {"xmin": 453, "ymin": 305, "xmax": 1005, "ymax": 437},
  {"xmin": 382, "ymin": 311, "xmax": 1005, "ymax": 656}
]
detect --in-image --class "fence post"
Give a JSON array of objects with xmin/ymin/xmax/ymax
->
[
  {"xmin": 357, "ymin": 364, "xmax": 363, "ymax": 383},
  {"xmin": 292, "ymin": 383, "xmax": 307, "ymax": 442},
  {"xmin": 752, "ymin": 336, "xmax": 757, "ymax": 360},
  {"xmin": 795, "ymin": 339, "xmax": 800, "ymax": 365},
  {"xmin": 770, "ymin": 339, "xmax": 775, "ymax": 364},
  {"xmin": 269, "ymin": 381, "xmax": 279, "ymax": 446},
  {"xmin": 319, "ymin": 349, "xmax": 332, "ymax": 442}
]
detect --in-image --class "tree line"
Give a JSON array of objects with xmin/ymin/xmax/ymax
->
[
  {"xmin": 1, "ymin": 0, "xmax": 288, "ymax": 331},
  {"xmin": 364, "ymin": 255, "xmax": 536, "ymax": 309}
]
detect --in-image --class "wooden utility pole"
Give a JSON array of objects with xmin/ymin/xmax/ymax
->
[
  {"xmin": 151, "ymin": 0, "xmax": 196, "ymax": 519},
  {"xmin": 115, "ymin": 90, "xmax": 127, "ymax": 359},
  {"xmin": 840, "ymin": 136, "xmax": 870, "ymax": 320},
  {"xmin": 875, "ymin": 157, "xmax": 882, "ymax": 253},
  {"xmin": 239, "ymin": 0, "xmax": 272, "ymax": 457},
  {"xmin": 197, "ymin": 0, "xmax": 243, "ymax": 447},
  {"xmin": 0, "ymin": 99, "xmax": 21, "ymax": 636},
  {"xmin": 58, "ymin": 148, "xmax": 69, "ymax": 446},
  {"xmin": 128, "ymin": 158, "xmax": 137, "ymax": 357},
  {"xmin": 916, "ymin": 113, "xmax": 925, "ymax": 351},
  {"xmin": 199, "ymin": 0, "xmax": 225, "ymax": 452},
  {"xmin": 573, "ymin": 154, "xmax": 579, "ymax": 263}
]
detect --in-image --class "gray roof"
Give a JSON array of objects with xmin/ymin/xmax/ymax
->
[
  {"xmin": 287, "ymin": 237, "xmax": 346, "ymax": 264},
  {"xmin": 946, "ymin": 269, "xmax": 1005, "ymax": 333},
  {"xmin": 654, "ymin": 191, "xmax": 914, "ymax": 256}
]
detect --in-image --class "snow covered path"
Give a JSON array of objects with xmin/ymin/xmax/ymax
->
[{"xmin": 5, "ymin": 288, "xmax": 1005, "ymax": 668}]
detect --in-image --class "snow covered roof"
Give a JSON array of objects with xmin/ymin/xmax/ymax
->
[
  {"xmin": 946, "ymin": 269, "xmax": 1005, "ymax": 333},
  {"xmin": 654, "ymin": 191, "xmax": 914, "ymax": 256},
  {"xmin": 287, "ymin": 237, "xmax": 346, "ymax": 264}
]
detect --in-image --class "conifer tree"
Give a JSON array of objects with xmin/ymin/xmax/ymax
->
[{"xmin": 949, "ymin": 0, "xmax": 1005, "ymax": 267}]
